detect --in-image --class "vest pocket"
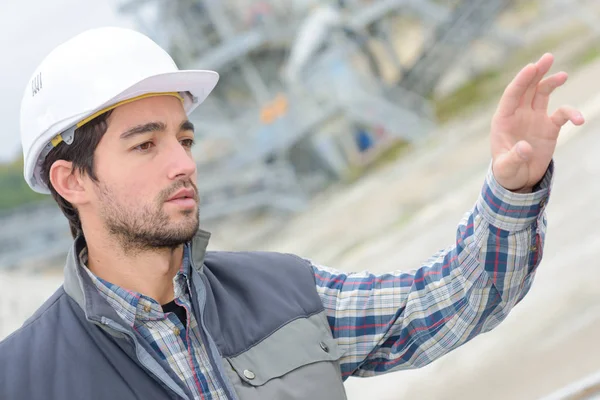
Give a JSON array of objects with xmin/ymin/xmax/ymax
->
[{"xmin": 224, "ymin": 312, "xmax": 347, "ymax": 400}]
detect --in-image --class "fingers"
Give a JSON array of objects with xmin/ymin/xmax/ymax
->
[
  {"xmin": 497, "ymin": 53, "xmax": 562, "ymax": 117},
  {"xmin": 496, "ymin": 63, "xmax": 537, "ymax": 117},
  {"xmin": 532, "ymin": 72, "xmax": 568, "ymax": 110},
  {"xmin": 550, "ymin": 106, "xmax": 585, "ymax": 127},
  {"xmin": 520, "ymin": 53, "xmax": 555, "ymax": 108}
]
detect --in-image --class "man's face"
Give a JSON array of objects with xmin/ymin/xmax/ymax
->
[{"xmin": 86, "ymin": 95, "xmax": 199, "ymax": 252}]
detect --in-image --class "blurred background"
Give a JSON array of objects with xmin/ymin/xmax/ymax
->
[{"xmin": 1, "ymin": 0, "xmax": 599, "ymax": 398}]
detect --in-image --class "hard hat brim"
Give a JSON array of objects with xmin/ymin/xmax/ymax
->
[{"xmin": 105, "ymin": 69, "xmax": 220, "ymax": 112}]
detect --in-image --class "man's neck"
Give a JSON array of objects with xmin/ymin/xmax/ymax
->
[{"xmin": 84, "ymin": 238, "xmax": 185, "ymax": 305}]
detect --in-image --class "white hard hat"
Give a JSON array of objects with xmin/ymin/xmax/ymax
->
[{"xmin": 20, "ymin": 26, "xmax": 219, "ymax": 194}]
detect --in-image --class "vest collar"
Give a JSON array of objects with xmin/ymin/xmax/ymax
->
[
  {"xmin": 63, "ymin": 229, "xmax": 212, "ymax": 316},
  {"xmin": 190, "ymin": 228, "xmax": 211, "ymax": 272}
]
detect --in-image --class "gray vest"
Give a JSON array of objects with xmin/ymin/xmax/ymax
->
[{"xmin": 0, "ymin": 230, "xmax": 348, "ymax": 400}]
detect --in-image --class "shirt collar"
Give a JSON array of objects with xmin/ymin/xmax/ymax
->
[{"xmin": 173, "ymin": 244, "xmax": 192, "ymax": 300}]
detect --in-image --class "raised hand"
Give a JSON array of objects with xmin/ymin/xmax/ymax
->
[{"xmin": 490, "ymin": 53, "xmax": 585, "ymax": 192}]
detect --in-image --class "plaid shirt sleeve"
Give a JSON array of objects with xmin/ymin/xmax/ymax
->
[{"xmin": 311, "ymin": 161, "xmax": 553, "ymax": 379}]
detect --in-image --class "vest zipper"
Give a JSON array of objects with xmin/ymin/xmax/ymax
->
[
  {"xmin": 188, "ymin": 268, "xmax": 240, "ymax": 400},
  {"xmin": 98, "ymin": 318, "xmax": 190, "ymax": 400}
]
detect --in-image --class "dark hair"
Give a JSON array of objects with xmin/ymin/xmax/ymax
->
[{"xmin": 40, "ymin": 111, "xmax": 113, "ymax": 238}]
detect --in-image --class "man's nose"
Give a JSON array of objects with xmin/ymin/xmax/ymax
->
[{"xmin": 165, "ymin": 140, "xmax": 197, "ymax": 180}]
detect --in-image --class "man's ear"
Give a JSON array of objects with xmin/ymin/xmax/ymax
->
[{"xmin": 49, "ymin": 161, "xmax": 90, "ymax": 205}]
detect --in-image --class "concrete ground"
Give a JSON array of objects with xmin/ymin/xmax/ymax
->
[{"xmin": 2, "ymin": 46, "xmax": 600, "ymax": 400}]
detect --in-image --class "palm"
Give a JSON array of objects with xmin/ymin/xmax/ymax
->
[
  {"xmin": 492, "ymin": 107, "xmax": 559, "ymax": 189},
  {"xmin": 490, "ymin": 53, "xmax": 584, "ymax": 192}
]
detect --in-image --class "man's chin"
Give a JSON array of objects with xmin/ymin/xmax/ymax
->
[
  {"xmin": 133, "ymin": 227, "xmax": 198, "ymax": 250},
  {"xmin": 174, "ymin": 218, "xmax": 200, "ymax": 239}
]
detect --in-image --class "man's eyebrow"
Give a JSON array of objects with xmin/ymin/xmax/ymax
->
[
  {"xmin": 120, "ymin": 122, "xmax": 166, "ymax": 139},
  {"xmin": 180, "ymin": 120, "xmax": 195, "ymax": 133}
]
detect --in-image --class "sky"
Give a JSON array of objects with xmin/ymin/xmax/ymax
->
[{"xmin": 0, "ymin": 0, "xmax": 136, "ymax": 163}]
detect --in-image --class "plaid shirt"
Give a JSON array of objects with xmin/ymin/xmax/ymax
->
[{"xmin": 83, "ymin": 163, "xmax": 551, "ymax": 398}]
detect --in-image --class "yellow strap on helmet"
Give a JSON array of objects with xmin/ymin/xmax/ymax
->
[{"xmin": 51, "ymin": 92, "xmax": 184, "ymax": 147}]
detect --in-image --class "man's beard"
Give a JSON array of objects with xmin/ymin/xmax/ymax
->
[{"xmin": 97, "ymin": 180, "xmax": 200, "ymax": 254}]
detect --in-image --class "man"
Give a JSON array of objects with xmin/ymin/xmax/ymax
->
[{"xmin": 0, "ymin": 27, "xmax": 584, "ymax": 400}]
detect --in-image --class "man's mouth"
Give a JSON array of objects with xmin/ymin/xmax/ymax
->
[
  {"xmin": 166, "ymin": 188, "xmax": 197, "ymax": 208},
  {"xmin": 167, "ymin": 188, "xmax": 196, "ymax": 202}
]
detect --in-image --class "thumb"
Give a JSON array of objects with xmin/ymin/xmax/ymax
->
[
  {"xmin": 494, "ymin": 140, "xmax": 532, "ymax": 181},
  {"xmin": 510, "ymin": 140, "xmax": 533, "ymax": 163}
]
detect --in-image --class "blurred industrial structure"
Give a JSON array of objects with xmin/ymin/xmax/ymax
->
[
  {"xmin": 119, "ymin": 0, "xmax": 528, "ymax": 212},
  {"xmin": 1, "ymin": 0, "xmax": 599, "ymax": 269}
]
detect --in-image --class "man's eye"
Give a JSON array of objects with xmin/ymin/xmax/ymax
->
[
  {"xmin": 134, "ymin": 142, "xmax": 154, "ymax": 152},
  {"xmin": 181, "ymin": 138, "xmax": 195, "ymax": 148}
]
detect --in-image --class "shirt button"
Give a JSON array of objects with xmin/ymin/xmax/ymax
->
[
  {"xmin": 319, "ymin": 341, "xmax": 329, "ymax": 353},
  {"xmin": 143, "ymin": 305, "xmax": 151, "ymax": 313},
  {"xmin": 531, "ymin": 244, "xmax": 538, "ymax": 252},
  {"xmin": 173, "ymin": 328, "xmax": 181, "ymax": 336},
  {"xmin": 539, "ymin": 197, "xmax": 547, "ymax": 208},
  {"xmin": 243, "ymin": 370, "xmax": 255, "ymax": 380}
]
